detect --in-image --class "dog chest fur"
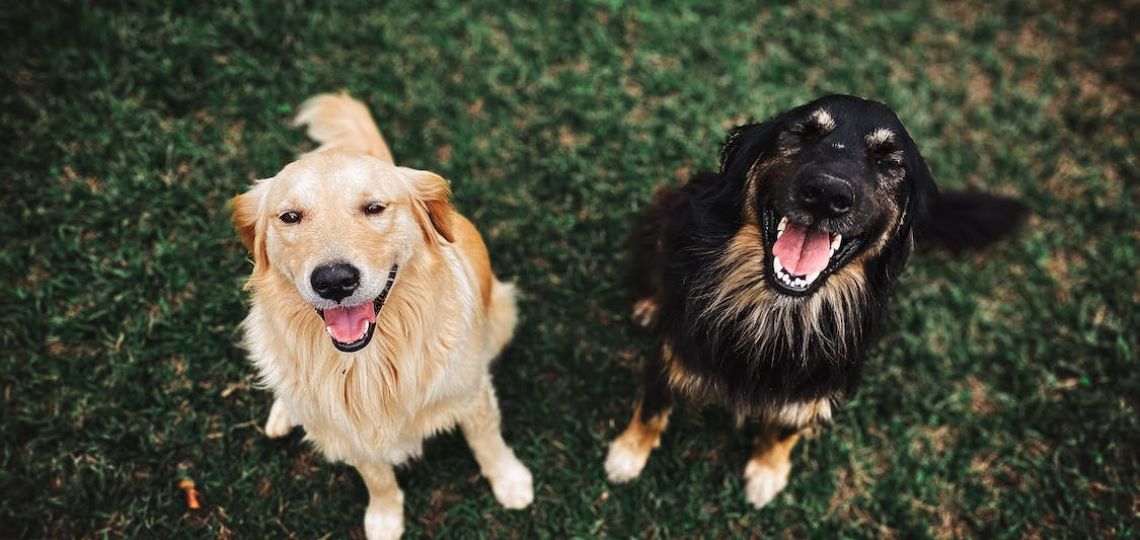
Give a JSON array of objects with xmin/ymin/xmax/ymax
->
[{"xmin": 243, "ymin": 246, "xmax": 486, "ymax": 465}]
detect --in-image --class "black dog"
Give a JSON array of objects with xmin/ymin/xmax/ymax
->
[{"xmin": 604, "ymin": 95, "xmax": 1026, "ymax": 508}]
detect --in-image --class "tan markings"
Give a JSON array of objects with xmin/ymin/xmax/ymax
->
[
  {"xmin": 742, "ymin": 165, "xmax": 761, "ymax": 225},
  {"xmin": 866, "ymin": 128, "xmax": 895, "ymax": 147},
  {"xmin": 749, "ymin": 427, "xmax": 802, "ymax": 472},
  {"xmin": 742, "ymin": 156, "xmax": 789, "ymax": 225},
  {"xmin": 742, "ymin": 423, "xmax": 805, "ymax": 508},
  {"xmin": 694, "ymin": 220, "xmax": 871, "ymax": 361},
  {"xmin": 666, "ymin": 362, "xmax": 715, "ymax": 403},
  {"xmin": 606, "ymin": 397, "xmax": 673, "ymax": 482},
  {"xmin": 631, "ymin": 297, "xmax": 659, "ymax": 327},
  {"xmin": 451, "ymin": 211, "xmax": 494, "ymax": 306},
  {"xmin": 810, "ymin": 109, "xmax": 836, "ymax": 132},
  {"xmin": 613, "ymin": 402, "xmax": 672, "ymax": 457},
  {"xmin": 662, "ymin": 341, "xmax": 719, "ymax": 403},
  {"xmin": 769, "ymin": 398, "xmax": 833, "ymax": 428}
]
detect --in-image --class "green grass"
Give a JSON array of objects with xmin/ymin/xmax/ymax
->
[{"xmin": 2, "ymin": 1, "xmax": 1136, "ymax": 538}]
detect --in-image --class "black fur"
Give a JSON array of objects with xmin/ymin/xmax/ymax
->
[
  {"xmin": 629, "ymin": 95, "xmax": 1025, "ymax": 426},
  {"xmin": 920, "ymin": 191, "xmax": 1029, "ymax": 250}
]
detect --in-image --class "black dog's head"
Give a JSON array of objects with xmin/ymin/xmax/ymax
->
[{"xmin": 719, "ymin": 95, "xmax": 936, "ymax": 297}]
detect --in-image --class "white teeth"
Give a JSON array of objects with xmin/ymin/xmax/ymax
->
[
  {"xmin": 772, "ymin": 227, "xmax": 842, "ymax": 292},
  {"xmin": 773, "ymin": 255, "xmax": 816, "ymax": 289},
  {"xmin": 326, "ymin": 323, "xmax": 372, "ymax": 342}
]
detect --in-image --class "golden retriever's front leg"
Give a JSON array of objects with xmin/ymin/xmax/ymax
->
[
  {"xmin": 459, "ymin": 378, "xmax": 534, "ymax": 509},
  {"xmin": 264, "ymin": 397, "xmax": 297, "ymax": 438},
  {"xmin": 355, "ymin": 462, "xmax": 404, "ymax": 540}
]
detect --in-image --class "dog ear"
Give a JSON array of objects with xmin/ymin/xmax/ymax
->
[
  {"xmin": 709, "ymin": 114, "xmax": 793, "ymax": 209},
  {"xmin": 900, "ymin": 135, "xmax": 938, "ymax": 236},
  {"xmin": 875, "ymin": 134, "xmax": 939, "ymax": 282},
  {"xmin": 401, "ymin": 167, "xmax": 455, "ymax": 244},
  {"xmin": 230, "ymin": 180, "xmax": 271, "ymax": 278},
  {"xmin": 718, "ymin": 107, "xmax": 802, "ymax": 179},
  {"xmin": 720, "ymin": 121, "xmax": 778, "ymax": 178}
]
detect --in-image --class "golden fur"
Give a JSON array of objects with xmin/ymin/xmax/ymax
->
[{"xmin": 232, "ymin": 93, "xmax": 531, "ymax": 540}]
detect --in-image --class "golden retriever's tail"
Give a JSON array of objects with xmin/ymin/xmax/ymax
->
[
  {"xmin": 484, "ymin": 279, "xmax": 519, "ymax": 360},
  {"xmin": 294, "ymin": 92, "xmax": 395, "ymax": 163}
]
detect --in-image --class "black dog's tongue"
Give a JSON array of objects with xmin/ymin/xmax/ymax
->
[{"xmin": 773, "ymin": 221, "xmax": 831, "ymax": 276}]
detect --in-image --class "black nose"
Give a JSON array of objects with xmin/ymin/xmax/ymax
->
[
  {"xmin": 310, "ymin": 263, "xmax": 360, "ymax": 302},
  {"xmin": 797, "ymin": 174, "xmax": 854, "ymax": 219}
]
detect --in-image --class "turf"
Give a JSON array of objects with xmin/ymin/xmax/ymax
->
[{"xmin": 2, "ymin": 1, "xmax": 1136, "ymax": 538}]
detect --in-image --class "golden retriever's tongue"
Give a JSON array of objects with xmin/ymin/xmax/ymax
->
[
  {"xmin": 323, "ymin": 304, "xmax": 375, "ymax": 343},
  {"xmin": 773, "ymin": 221, "xmax": 831, "ymax": 276}
]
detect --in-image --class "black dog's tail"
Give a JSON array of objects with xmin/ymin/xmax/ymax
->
[{"xmin": 919, "ymin": 191, "xmax": 1030, "ymax": 250}]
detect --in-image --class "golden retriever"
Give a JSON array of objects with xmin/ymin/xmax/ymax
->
[{"xmin": 231, "ymin": 93, "xmax": 533, "ymax": 540}]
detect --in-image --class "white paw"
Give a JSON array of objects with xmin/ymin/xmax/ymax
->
[
  {"xmin": 487, "ymin": 457, "xmax": 534, "ymax": 509},
  {"xmin": 264, "ymin": 399, "xmax": 296, "ymax": 439},
  {"xmin": 364, "ymin": 505, "xmax": 404, "ymax": 540},
  {"xmin": 743, "ymin": 460, "xmax": 790, "ymax": 509},
  {"xmin": 605, "ymin": 436, "xmax": 649, "ymax": 483}
]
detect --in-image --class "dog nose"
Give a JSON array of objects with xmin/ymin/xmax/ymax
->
[
  {"xmin": 797, "ymin": 174, "xmax": 854, "ymax": 218},
  {"xmin": 310, "ymin": 263, "xmax": 360, "ymax": 302}
]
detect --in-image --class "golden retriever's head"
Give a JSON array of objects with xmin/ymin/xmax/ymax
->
[{"xmin": 232, "ymin": 152, "xmax": 453, "ymax": 352}]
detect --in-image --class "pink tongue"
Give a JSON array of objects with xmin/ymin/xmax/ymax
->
[
  {"xmin": 772, "ymin": 221, "xmax": 832, "ymax": 276},
  {"xmin": 323, "ymin": 303, "xmax": 376, "ymax": 343}
]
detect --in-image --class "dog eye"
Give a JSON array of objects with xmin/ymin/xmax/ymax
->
[
  {"xmin": 362, "ymin": 202, "xmax": 385, "ymax": 216},
  {"xmin": 873, "ymin": 150, "xmax": 905, "ymax": 169},
  {"xmin": 279, "ymin": 211, "xmax": 303, "ymax": 224}
]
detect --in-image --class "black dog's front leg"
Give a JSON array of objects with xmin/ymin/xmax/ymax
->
[{"xmin": 604, "ymin": 342, "xmax": 675, "ymax": 483}]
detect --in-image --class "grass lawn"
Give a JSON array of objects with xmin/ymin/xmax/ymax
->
[{"xmin": 2, "ymin": 1, "xmax": 1136, "ymax": 538}]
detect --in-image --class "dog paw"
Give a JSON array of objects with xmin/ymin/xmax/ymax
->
[
  {"xmin": 604, "ymin": 436, "xmax": 650, "ymax": 483},
  {"xmin": 743, "ymin": 460, "xmax": 790, "ymax": 510},
  {"xmin": 631, "ymin": 298, "xmax": 659, "ymax": 328},
  {"xmin": 264, "ymin": 399, "xmax": 296, "ymax": 439},
  {"xmin": 363, "ymin": 505, "xmax": 404, "ymax": 540},
  {"xmin": 487, "ymin": 457, "xmax": 534, "ymax": 509}
]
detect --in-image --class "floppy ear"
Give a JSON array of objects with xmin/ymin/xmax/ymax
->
[
  {"xmin": 708, "ymin": 113, "xmax": 794, "ymax": 210},
  {"xmin": 718, "ymin": 106, "xmax": 807, "ymax": 179},
  {"xmin": 900, "ymin": 136, "xmax": 938, "ymax": 237},
  {"xmin": 719, "ymin": 120, "xmax": 781, "ymax": 178},
  {"xmin": 401, "ymin": 167, "xmax": 455, "ymax": 244},
  {"xmin": 230, "ymin": 180, "xmax": 270, "ymax": 278},
  {"xmin": 875, "ymin": 135, "xmax": 938, "ymax": 283}
]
